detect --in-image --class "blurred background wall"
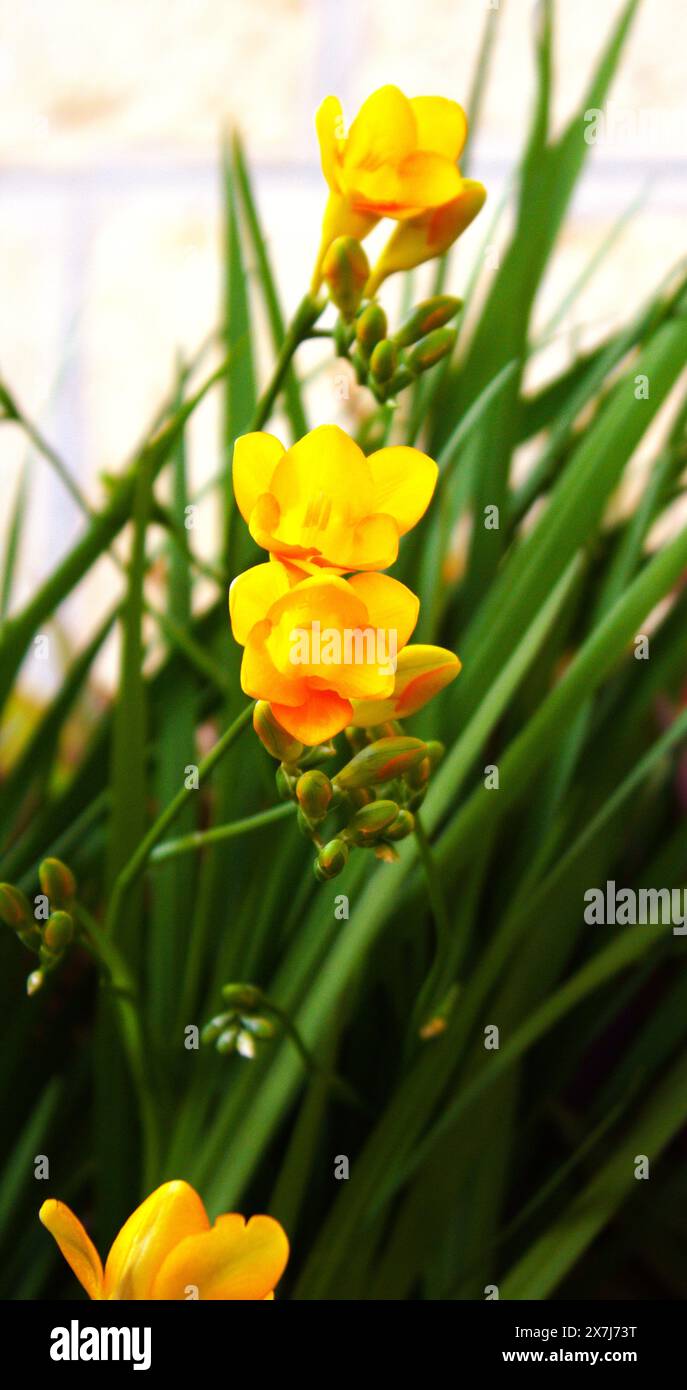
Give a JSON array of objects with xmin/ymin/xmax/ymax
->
[{"xmin": 1, "ymin": 0, "xmax": 685, "ymax": 696}]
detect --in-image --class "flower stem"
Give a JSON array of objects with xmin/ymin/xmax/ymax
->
[
  {"xmin": 410, "ymin": 811, "xmax": 455, "ymax": 1038},
  {"xmin": 251, "ymin": 293, "xmax": 325, "ymax": 430},
  {"xmin": 149, "ymin": 801, "xmax": 294, "ymax": 864}
]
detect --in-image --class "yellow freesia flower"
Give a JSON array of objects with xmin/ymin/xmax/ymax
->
[
  {"xmin": 351, "ymin": 644, "xmax": 461, "ymax": 726},
  {"xmin": 229, "ymin": 560, "xmax": 420, "ymax": 744},
  {"xmin": 233, "ymin": 425, "xmax": 437, "ymax": 574},
  {"xmin": 311, "ymin": 85, "xmax": 485, "ymax": 291},
  {"xmin": 40, "ymin": 1180, "xmax": 289, "ymax": 1300}
]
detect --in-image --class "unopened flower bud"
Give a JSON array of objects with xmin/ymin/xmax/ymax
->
[
  {"xmin": 407, "ymin": 326, "xmax": 456, "ymax": 374},
  {"xmin": 236, "ymin": 1029, "xmax": 257, "ymax": 1060},
  {"xmin": 38, "ymin": 857, "xmax": 76, "ymax": 908},
  {"xmin": 43, "ymin": 910, "xmax": 74, "ymax": 952},
  {"xmin": 393, "ymin": 295, "xmax": 462, "ymax": 348},
  {"xmin": 406, "ymin": 756, "xmax": 432, "ymax": 790},
  {"xmin": 314, "ymin": 838, "xmax": 349, "ymax": 881},
  {"xmin": 322, "ymin": 237, "xmax": 370, "ymax": 321},
  {"xmin": 385, "ymin": 808, "xmax": 415, "ymax": 841},
  {"xmin": 356, "ymin": 302, "xmax": 387, "ymax": 358},
  {"xmin": 296, "ymin": 769, "xmax": 332, "ymax": 822},
  {"xmin": 275, "ymin": 765, "xmax": 296, "ymax": 801},
  {"xmin": 346, "ymin": 799, "xmax": 399, "ymax": 845},
  {"xmin": 0, "ymin": 883, "xmax": 31, "ymax": 929},
  {"xmin": 369, "ymin": 339, "xmax": 398, "ymax": 385},
  {"xmin": 425, "ymin": 740, "xmax": 445, "ymax": 770},
  {"xmin": 26, "ymin": 969, "xmax": 44, "ymax": 997},
  {"xmin": 202, "ymin": 1014, "xmax": 231, "ymax": 1046},
  {"xmin": 335, "ymin": 736, "xmax": 428, "ymax": 790},
  {"xmin": 253, "ymin": 701, "xmax": 304, "ymax": 765},
  {"xmin": 221, "ymin": 982, "xmax": 264, "ymax": 1012},
  {"xmin": 216, "ymin": 1025, "xmax": 240, "ymax": 1055},
  {"xmin": 243, "ymin": 1014, "xmax": 276, "ymax": 1039}
]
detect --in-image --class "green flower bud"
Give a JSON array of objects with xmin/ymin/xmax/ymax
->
[
  {"xmin": 275, "ymin": 765, "xmax": 296, "ymax": 801},
  {"xmin": 221, "ymin": 983, "xmax": 264, "ymax": 1012},
  {"xmin": 407, "ymin": 327, "xmax": 456, "ymax": 374},
  {"xmin": 236, "ymin": 1029, "xmax": 257, "ymax": 1060},
  {"xmin": 38, "ymin": 857, "xmax": 77, "ymax": 908},
  {"xmin": 43, "ymin": 910, "xmax": 74, "ymax": 952},
  {"xmin": 253, "ymin": 701, "xmax": 304, "ymax": 765},
  {"xmin": 385, "ymin": 808, "xmax": 415, "ymax": 841},
  {"xmin": 335, "ymin": 737, "xmax": 428, "ymax": 790},
  {"xmin": 369, "ymin": 339, "xmax": 398, "ymax": 385},
  {"xmin": 393, "ymin": 295, "xmax": 462, "ymax": 348},
  {"xmin": 314, "ymin": 838, "xmax": 349, "ymax": 881},
  {"xmin": 322, "ymin": 236, "xmax": 370, "ymax": 321},
  {"xmin": 216, "ymin": 1025, "xmax": 240, "ymax": 1055},
  {"xmin": 296, "ymin": 769, "xmax": 333, "ymax": 822},
  {"xmin": 26, "ymin": 969, "xmax": 44, "ymax": 997},
  {"xmin": 242, "ymin": 1014, "xmax": 276, "ymax": 1039},
  {"xmin": 346, "ymin": 787, "xmax": 374, "ymax": 810},
  {"xmin": 425, "ymin": 740, "xmax": 445, "ymax": 770},
  {"xmin": 202, "ymin": 1014, "xmax": 230, "ymax": 1045},
  {"xmin": 355, "ymin": 302, "xmax": 387, "ymax": 358},
  {"xmin": 346, "ymin": 799, "xmax": 399, "ymax": 845},
  {"xmin": 0, "ymin": 883, "xmax": 32, "ymax": 929},
  {"xmin": 406, "ymin": 756, "xmax": 432, "ymax": 790}
]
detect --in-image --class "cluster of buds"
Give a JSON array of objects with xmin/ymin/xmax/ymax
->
[
  {"xmin": 0, "ymin": 858, "xmax": 77, "ymax": 995},
  {"xmin": 322, "ymin": 236, "xmax": 461, "ymax": 404},
  {"xmin": 201, "ymin": 983, "xmax": 277, "ymax": 1062},
  {"xmin": 256, "ymin": 702, "xmax": 444, "ymax": 881}
]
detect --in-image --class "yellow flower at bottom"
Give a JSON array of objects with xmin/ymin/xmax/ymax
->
[
  {"xmin": 350, "ymin": 644, "xmax": 461, "ymax": 727},
  {"xmin": 39, "ymin": 1180, "xmax": 289, "ymax": 1300}
]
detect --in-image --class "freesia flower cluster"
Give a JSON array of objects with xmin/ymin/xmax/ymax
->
[{"xmin": 230, "ymin": 424, "xmax": 460, "ymax": 746}]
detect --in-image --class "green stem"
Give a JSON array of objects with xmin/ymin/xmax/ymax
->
[
  {"xmin": 252, "ymin": 294, "xmax": 325, "ymax": 430},
  {"xmin": 74, "ymin": 905, "xmax": 160, "ymax": 1189},
  {"xmin": 105, "ymin": 702, "xmax": 254, "ymax": 938},
  {"xmin": 150, "ymin": 802, "xmax": 294, "ymax": 864}
]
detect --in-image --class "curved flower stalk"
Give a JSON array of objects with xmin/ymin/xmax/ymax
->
[
  {"xmin": 40, "ymin": 1181, "xmax": 289, "ymax": 1300},
  {"xmin": 311, "ymin": 84, "xmax": 486, "ymax": 293},
  {"xmin": 233, "ymin": 424, "xmax": 438, "ymax": 573}
]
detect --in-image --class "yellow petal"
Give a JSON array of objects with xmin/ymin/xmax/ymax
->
[
  {"xmin": 242, "ymin": 620, "xmax": 308, "ymax": 706},
  {"xmin": 365, "ymin": 181, "xmax": 486, "ymax": 293},
  {"xmin": 345, "ymin": 85, "xmax": 416, "ymax": 171},
  {"xmin": 347, "ymin": 572, "xmax": 420, "ymax": 649},
  {"xmin": 152, "ymin": 1213, "xmax": 289, "ymax": 1301},
  {"xmin": 367, "ymin": 446, "xmax": 438, "ymax": 536},
  {"xmin": 315, "ymin": 95, "xmax": 345, "ymax": 192},
  {"xmin": 229, "ymin": 561, "xmax": 294, "ymax": 646},
  {"xmin": 394, "ymin": 151, "xmax": 462, "ymax": 214},
  {"xmin": 271, "ymin": 425, "xmax": 371, "ymax": 525},
  {"xmin": 343, "ymin": 513, "xmax": 400, "ymax": 571},
  {"xmin": 272, "ymin": 688, "xmax": 353, "ymax": 745},
  {"xmin": 40, "ymin": 1199, "xmax": 104, "ymax": 1300},
  {"xmin": 410, "ymin": 96, "xmax": 467, "ymax": 161},
  {"xmin": 233, "ymin": 432, "xmax": 285, "ymax": 523},
  {"xmin": 103, "ymin": 1180, "xmax": 209, "ymax": 1300}
]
